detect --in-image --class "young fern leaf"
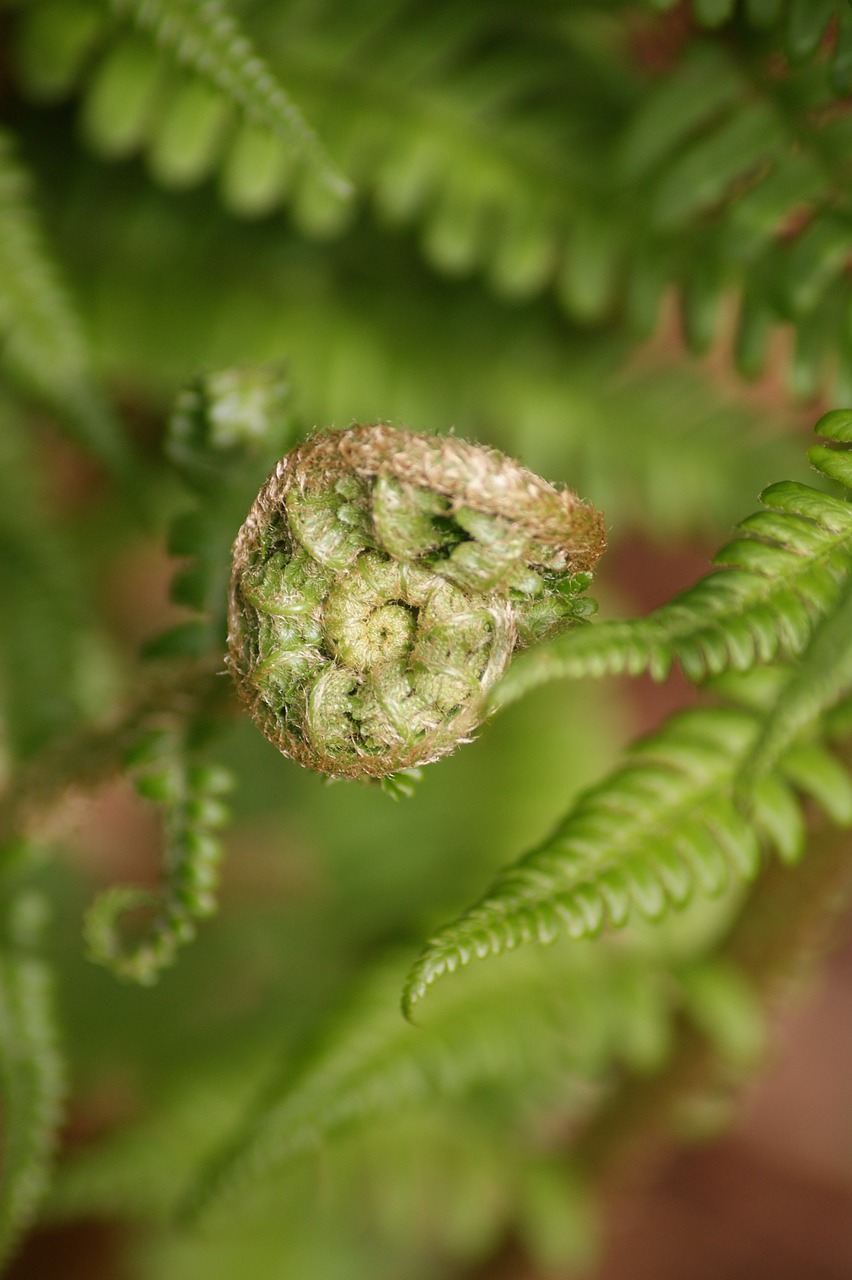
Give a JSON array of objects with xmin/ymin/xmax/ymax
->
[
  {"xmin": 85, "ymin": 367, "xmax": 297, "ymax": 982},
  {"xmin": 0, "ymin": 893, "xmax": 65, "ymax": 1269},
  {"xmin": 0, "ymin": 129, "xmax": 130, "ymax": 477},
  {"xmin": 648, "ymin": 1, "xmax": 851, "ymax": 88},
  {"xmin": 114, "ymin": 0, "xmax": 352, "ymax": 199},
  {"xmin": 738, "ymin": 573, "xmax": 852, "ymax": 792},
  {"xmin": 84, "ymin": 731, "xmax": 233, "ymax": 985},
  {"xmin": 149, "ymin": 364, "xmax": 300, "ymax": 660},
  {"xmin": 738, "ymin": 413, "xmax": 852, "ymax": 790},
  {"xmin": 494, "ymin": 414, "xmax": 852, "ymax": 708},
  {"xmin": 402, "ymin": 704, "xmax": 852, "ymax": 1015}
]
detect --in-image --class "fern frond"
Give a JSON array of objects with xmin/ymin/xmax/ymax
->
[
  {"xmin": 0, "ymin": 129, "xmax": 130, "ymax": 475},
  {"xmin": 83, "ymin": 367, "xmax": 299, "ymax": 982},
  {"xmin": 84, "ymin": 728, "xmax": 234, "ymax": 985},
  {"xmin": 113, "ymin": 0, "xmax": 352, "ymax": 199},
  {"xmin": 402, "ymin": 704, "xmax": 852, "ymax": 1014},
  {"xmin": 666, "ymin": 0, "xmax": 851, "ymax": 88},
  {"xmin": 183, "ymin": 940, "xmax": 678, "ymax": 1222},
  {"xmin": 495, "ymin": 417, "xmax": 852, "ymax": 707},
  {"xmin": 0, "ymin": 399, "xmax": 97, "ymax": 758},
  {"xmin": 11, "ymin": 0, "xmax": 852, "ymax": 394},
  {"xmin": 0, "ymin": 893, "xmax": 65, "ymax": 1269},
  {"xmin": 739, "ymin": 572, "xmax": 852, "ymax": 792}
]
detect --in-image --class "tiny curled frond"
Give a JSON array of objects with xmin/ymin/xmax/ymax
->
[
  {"xmin": 403, "ymin": 701, "xmax": 852, "ymax": 1015},
  {"xmin": 84, "ymin": 723, "xmax": 234, "ymax": 985},
  {"xmin": 84, "ymin": 730, "xmax": 234, "ymax": 985},
  {"xmin": 494, "ymin": 412, "xmax": 852, "ymax": 707},
  {"xmin": 148, "ymin": 364, "xmax": 300, "ymax": 661},
  {"xmin": 85, "ymin": 367, "xmax": 297, "ymax": 984},
  {"xmin": 228, "ymin": 425, "xmax": 605, "ymax": 780}
]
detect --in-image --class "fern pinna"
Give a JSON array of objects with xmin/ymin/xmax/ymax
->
[{"xmin": 404, "ymin": 412, "xmax": 852, "ymax": 1013}]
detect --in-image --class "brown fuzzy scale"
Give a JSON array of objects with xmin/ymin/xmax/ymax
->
[{"xmin": 228, "ymin": 425, "xmax": 605, "ymax": 780}]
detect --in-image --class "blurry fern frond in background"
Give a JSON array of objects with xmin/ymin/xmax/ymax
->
[
  {"xmin": 11, "ymin": 0, "xmax": 852, "ymax": 399},
  {"xmin": 0, "ymin": 892, "xmax": 65, "ymax": 1270},
  {"xmin": 0, "ymin": 128, "xmax": 129, "ymax": 476}
]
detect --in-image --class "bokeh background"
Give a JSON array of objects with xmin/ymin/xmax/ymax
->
[{"xmin": 0, "ymin": 1, "xmax": 851, "ymax": 1277}]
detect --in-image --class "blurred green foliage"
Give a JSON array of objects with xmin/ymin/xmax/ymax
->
[{"xmin": 0, "ymin": 2, "xmax": 851, "ymax": 1278}]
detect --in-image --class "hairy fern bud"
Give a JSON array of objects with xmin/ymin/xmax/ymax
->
[{"xmin": 228, "ymin": 425, "xmax": 605, "ymax": 779}]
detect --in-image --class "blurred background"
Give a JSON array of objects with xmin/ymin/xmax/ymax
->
[{"xmin": 0, "ymin": 0, "xmax": 850, "ymax": 1276}]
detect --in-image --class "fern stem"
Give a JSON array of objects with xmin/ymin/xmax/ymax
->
[{"xmin": 0, "ymin": 661, "xmax": 227, "ymax": 854}]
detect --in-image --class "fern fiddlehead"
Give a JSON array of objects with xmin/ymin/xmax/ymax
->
[{"xmin": 228, "ymin": 426, "xmax": 605, "ymax": 779}]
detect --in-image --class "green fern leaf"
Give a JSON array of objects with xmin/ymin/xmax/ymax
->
[
  {"xmin": 495, "ymin": 422, "xmax": 852, "ymax": 708},
  {"xmin": 11, "ymin": 0, "xmax": 852, "ymax": 394},
  {"xmin": 183, "ymin": 941, "xmax": 677, "ymax": 1222},
  {"xmin": 114, "ymin": 0, "xmax": 352, "ymax": 199},
  {"xmin": 403, "ymin": 704, "xmax": 852, "ymax": 1014},
  {"xmin": 0, "ymin": 129, "xmax": 131, "ymax": 477},
  {"xmin": 0, "ymin": 400, "xmax": 96, "ymax": 758},
  {"xmin": 739, "ymin": 570, "xmax": 852, "ymax": 793},
  {"xmin": 0, "ymin": 893, "xmax": 65, "ymax": 1269}
]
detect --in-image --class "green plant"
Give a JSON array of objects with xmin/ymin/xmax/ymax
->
[{"xmin": 0, "ymin": 2, "xmax": 851, "ymax": 1277}]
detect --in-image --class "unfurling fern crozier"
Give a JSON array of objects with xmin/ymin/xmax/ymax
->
[{"xmin": 228, "ymin": 425, "xmax": 605, "ymax": 778}]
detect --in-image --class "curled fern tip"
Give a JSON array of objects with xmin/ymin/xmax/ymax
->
[{"xmin": 228, "ymin": 424, "xmax": 605, "ymax": 779}]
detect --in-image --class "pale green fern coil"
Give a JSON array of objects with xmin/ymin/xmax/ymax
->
[{"xmin": 228, "ymin": 425, "xmax": 605, "ymax": 778}]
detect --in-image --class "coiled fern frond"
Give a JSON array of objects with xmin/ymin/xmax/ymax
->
[{"xmin": 228, "ymin": 426, "xmax": 604, "ymax": 779}]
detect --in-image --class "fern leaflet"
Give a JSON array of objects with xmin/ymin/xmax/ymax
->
[
  {"xmin": 664, "ymin": 0, "xmax": 852, "ymax": 94},
  {"xmin": 494, "ymin": 415, "xmax": 852, "ymax": 707},
  {"xmin": 403, "ymin": 704, "xmax": 852, "ymax": 1014},
  {"xmin": 739, "ymin": 573, "xmax": 852, "ymax": 794}
]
